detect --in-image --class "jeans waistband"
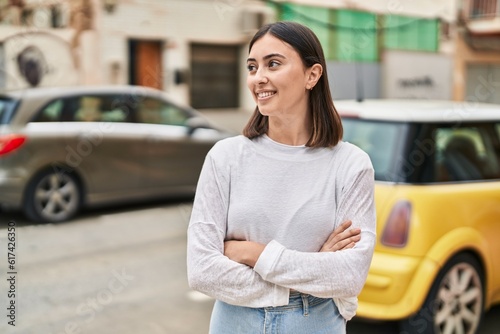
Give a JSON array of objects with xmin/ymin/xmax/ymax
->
[
  {"xmin": 289, "ymin": 290, "xmax": 303, "ymax": 297},
  {"xmin": 263, "ymin": 291, "xmax": 329, "ymax": 315}
]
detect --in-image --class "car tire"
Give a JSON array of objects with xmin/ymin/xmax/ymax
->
[
  {"xmin": 399, "ymin": 253, "xmax": 484, "ymax": 334},
  {"xmin": 24, "ymin": 169, "xmax": 82, "ymax": 223}
]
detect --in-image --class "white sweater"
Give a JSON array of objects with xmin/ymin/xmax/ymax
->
[{"xmin": 187, "ymin": 134, "xmax": 376, "ymax": 320}]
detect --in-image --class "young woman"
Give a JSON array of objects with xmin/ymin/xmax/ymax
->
[{"xmin": 187, "ymin": 21, "xmax": 376, "ymax": 333}]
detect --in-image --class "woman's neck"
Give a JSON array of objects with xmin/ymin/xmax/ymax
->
[{"xmin": 266, "ymin": 112, "xmax": 312, "ymax": 146}]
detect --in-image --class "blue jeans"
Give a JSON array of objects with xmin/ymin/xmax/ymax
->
[{"xmin": 209, "ymin": 292, "xmax": 346, "ymax": 334}]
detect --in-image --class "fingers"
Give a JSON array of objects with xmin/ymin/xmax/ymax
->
[
  {"xmin": 320, "ymin": 220, "xmax": 361, "ymax": 252},
  {"xmin": 325, "ymin": 220, "xmax": 352, "ymax": 244},
  {"xmin": 328, "ymin": 234, "xmax": 361, "ymax": 252},
  {"xmin": 322, "ymin": 233, "xmax": 360, "ymax": 252}
]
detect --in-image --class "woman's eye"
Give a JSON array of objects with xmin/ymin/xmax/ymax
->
[
  {"xmin": 247, "ymin": 64, "xmax": 257, "ymax": 72},
  {"xmin": 269, "ymin": 60, "xmax": 280, "ymax": 68}
]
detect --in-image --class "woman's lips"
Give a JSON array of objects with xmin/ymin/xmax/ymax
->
[{"xmin": 257, "ymin": 91, "xmax": 276, "ymax": 99}]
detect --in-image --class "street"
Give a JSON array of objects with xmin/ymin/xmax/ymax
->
[
  {"xmin": 0, "ymin": 200, "xmax": 213, "ymax": 334},
  {"xmin": 1, "ymin": 201, "xmax": 499, "ymax": 334}
]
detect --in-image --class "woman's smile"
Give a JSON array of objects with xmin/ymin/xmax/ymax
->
[{"xmin": 256, "ymin": 91, "xmax": 277, "ymax": 100}]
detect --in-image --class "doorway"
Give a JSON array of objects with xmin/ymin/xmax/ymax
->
[{"xmin": 129, "ymin": 39, "xmax": 163, "ymax": 90}]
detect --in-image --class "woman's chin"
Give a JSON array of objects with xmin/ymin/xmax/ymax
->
[{"xmin": 257, "ymin": 105, "xmax": 273, "ymax": 117}]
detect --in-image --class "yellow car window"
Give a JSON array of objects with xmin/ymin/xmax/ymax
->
[{"xmin": 435, "ymin": 126, "xmax": 500, "ymax": 181}]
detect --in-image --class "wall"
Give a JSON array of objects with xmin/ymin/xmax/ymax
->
[
  {"xmin": 383, "ymin": 50, "xmax": 453, "ymax": 99},
  {"xmin": 0, "ymin": 0, "xmax": 96, "ymax": 90},
  {"xmin": 453, "ymin": 34, "xmax": 500, "ymax": 103},
  {"xmin": 97, "ymin": 0, "xmax": 270, "ymax": 108},
  {"xmin": 0, "ymin": 28, "xmax": 78, "ymax": 90},
  {"xmin": 327, "ymin": 62, "xmax": 381, "ymax": 100}
]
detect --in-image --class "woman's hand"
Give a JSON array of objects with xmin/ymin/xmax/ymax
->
[
  {"xmin": 320, "ymin": 220, "xmax": 361, "ymax": 252},
  {"xmin": 224, "ymin": 240, "xmax": 265, "ymax": 268}
]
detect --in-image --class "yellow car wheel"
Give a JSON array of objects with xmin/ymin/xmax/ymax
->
[{"xmin": 400, "ymin": 253, "xmax": 484, "ymax": 334}]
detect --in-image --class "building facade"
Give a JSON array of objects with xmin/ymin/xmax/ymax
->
[
  {"xmin": 270, "ymin": 0, "xmax": 500, "ymax": 105},
  {"xmin": 0, "ymin": 0, "xmax": 498, "ymax": 110},
  {"xmin": 270, "ymin": 0, "xmax": 457, "ymax": 101},
  {"xmin": 0, "ymin": 0, "xmax": 273, "ymax": 110},
  {"xmin": 455, "ymin": 0, "xmax": 500, "ymax": 104}
]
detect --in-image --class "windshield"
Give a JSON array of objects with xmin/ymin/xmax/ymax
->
[
  {"xmin": 342, "ymin": 118, "xmax": 407, "ymax": 182},
  {"xmin": 0, "ymin": 98, "xmax": 18, "ymax": 124}
]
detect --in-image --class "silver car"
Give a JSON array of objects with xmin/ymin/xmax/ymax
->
[{"xmin": 0, "ymin": 85, "xmax": 230, "ymax": 223}]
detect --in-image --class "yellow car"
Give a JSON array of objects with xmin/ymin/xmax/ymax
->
[{"xmin": 337, "ymin": 100, "xmax": 500, "ymax": 334}]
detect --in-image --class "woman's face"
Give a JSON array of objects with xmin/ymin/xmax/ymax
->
[{"xmin": 246, "ymin": 33, "xmax": 313, "ymax": 119}]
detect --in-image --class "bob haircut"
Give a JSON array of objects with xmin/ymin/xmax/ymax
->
[{"xmin": 243, "ymin": 21, "xmax": 343, "ymax": 148}]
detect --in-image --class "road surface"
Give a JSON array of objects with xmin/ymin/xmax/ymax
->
[{"xmin": 1, "ymin": 201, "xmax": 498, "ymax": 334}]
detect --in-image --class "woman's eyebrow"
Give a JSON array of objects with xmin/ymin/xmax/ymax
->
[{"xmin": 247, "ymin": 53, "xmax": 286, "ymax": 62}]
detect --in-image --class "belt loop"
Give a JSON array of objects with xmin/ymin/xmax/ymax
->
[{"xmin": 301, "ymin": 294, "xmax": 309, "ymax": 316}]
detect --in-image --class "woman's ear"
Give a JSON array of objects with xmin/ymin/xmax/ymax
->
[{"xmin": 306, "ymin": 63, "xmax": 323, "ymax": 90}]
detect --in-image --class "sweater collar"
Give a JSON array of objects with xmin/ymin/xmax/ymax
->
[{"xmin": 248, "ymin": 134, "xmax": 338, "ymax": 161}]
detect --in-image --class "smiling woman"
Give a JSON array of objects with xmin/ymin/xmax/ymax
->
[
  {"xmin": 245, "ymin": 37, "xmax": 318, "ymax": 146},
  {"xmin": 187, "ymin": 21, "xmax": 376, "ymax": 334},
  {"xmin": 243, "ymin": 22, "xmax": 343, "ymax": 148}
]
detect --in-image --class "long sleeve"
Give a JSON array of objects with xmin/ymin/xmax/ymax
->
[
  {"xmin": 187, "ymin": 147, "xmax": 289, "ymax": 307},
  {"xmin": 187, "ymin": 135, "xmax": 376, "ymax": 317},
  {"xmin": 253, "ymin": 166, "xmax": 376, "ymax": 299}
]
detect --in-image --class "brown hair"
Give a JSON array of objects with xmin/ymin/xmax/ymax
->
[{"xmin": 243, "ymin": 21, "xmax": 343, "ymax": 148}]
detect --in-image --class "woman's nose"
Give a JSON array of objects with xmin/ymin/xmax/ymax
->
[{"xmin": 253, "ymin": 68, "xmax": 269, "ymax": 85}]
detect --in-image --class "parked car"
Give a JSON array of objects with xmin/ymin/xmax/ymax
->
[
  {"xmin": 336, "ymin": 99, "xmax": 500, "ymax": 334},
  {"xmin": 0, "ymin": 85, "xmax": 230, "ymax": 223}
]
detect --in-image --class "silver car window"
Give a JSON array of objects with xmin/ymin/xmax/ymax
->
[
  {"xmin": 36, "ymin": 99, "xmax": 64, "ymax": 121},
  {"xmin": 34, "ymin": 95, "xmax": 131, "ymax": 123},
  {"xmin": 0, "ymin": 98, "xmax": 18, "ymax": 124},
  {"xmin": 137, "ymin": 98, "xmax": 189, "ymax": 126},
  {"xmin": 74, "ymin": 96, "xmax": 103, "ymax": 122}
]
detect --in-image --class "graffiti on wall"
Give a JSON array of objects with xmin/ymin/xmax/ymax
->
[
  {"xmin": 1, "ymin": 32, "xmax": 78, "ymax": 90},
  {"xmin": 16, "ymin": 45, "xmax": 47, "ymax": 86}
]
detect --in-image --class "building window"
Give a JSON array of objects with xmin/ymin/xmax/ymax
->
[
  {"xmin": 278, "ymin": 3, "xmax": 332, "ymax": 58},
  {"xmin": 0, "ymin": 2, "xmax": 69, "ymax": 28},
  {"xmin": 331, "ymin": 9, "xmax": 378, "ymax": 62},
  {"xmin": 277, "ymin": 4, "xmax": 378, "ymax": 61},
  {"xmin": 384, "ymin": 15, "xmax": 440, "ymax": 52},
  {"xmin": 272, "ymin": 3, "xmax": 439, "ymax": 61},
  {"xmin": 469, "ymin": 0, "xmax": 499, "ymax": 18}
]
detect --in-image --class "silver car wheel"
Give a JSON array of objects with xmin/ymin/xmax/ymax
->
[
  {"xmin": 434, "ymin": 262, "xmax": 482, "ymax": 334},
  {"xmin": 33, "ymin": 172, "xmax": 80, "ymax": 222}
]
